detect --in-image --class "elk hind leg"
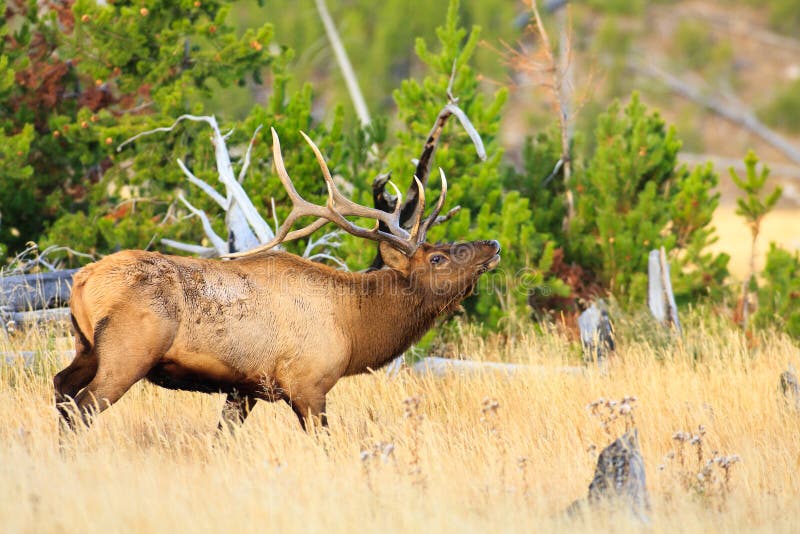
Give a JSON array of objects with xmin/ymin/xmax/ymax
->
[
  {"xmin": 65, "ymin": 315, "xmax": 170, "ymax": 430},
  {"xmin": 54, "ymin": 315, "xmax": 98, "ymax": 420}
]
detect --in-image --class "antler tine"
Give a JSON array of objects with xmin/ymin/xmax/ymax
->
[
  {"xmin": 418, "ymin": 168, "xmax": 448, "ymax": 243},
  {"xmin": 407, "ymin": 176, "xmax": 426, "ymax": 244},
  {"xmin": 298, "ymin": 132, "xmax": 419, "ymax": 248},
  {"xmin": 387, "ymin": 180, "xmax": 403, "ymax": 218},
  {"xmin": 227, "ymin": 129, "xmax": 427, "ymax": 259},
  {"xmin": 224, "ymin": 129, "xmax": 331, "ymax": 258}
]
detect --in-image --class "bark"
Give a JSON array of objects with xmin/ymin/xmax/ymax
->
[
  {"xmin": 647, "ymin": 248, "xmax": 682, "ymax": 336},
  {"xmin": 566, "ymin": 429, "xmax": 651, "ymax": 524}
]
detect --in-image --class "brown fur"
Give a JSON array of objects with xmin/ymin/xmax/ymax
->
[{"xmin": 54, "ymin": 240, "xmax": 500, "ymax": 431}]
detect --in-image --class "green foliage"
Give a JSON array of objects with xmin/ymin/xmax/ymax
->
[
  {"xmin": 228, "ymin": 0, "xmax": 518, "ymax": 122},
  {"xmin": 386, "ymin": 0, "xmax": 567, "ymax": 326},
  {"xmin": 504, "ymin": 125, "xmax": 566, "ymax": 240},
  {"xmin": 764, "ymin": 0, "xmax": 800, "ymax": 36},
  {"xmin": 2, "ymin": 0, "xmax": 789, "ymax": 334},
  {"xmin": 729, "ymin": 150, "xmax": 782, "ymax": 240},
  {"xmin": 1, "ymin": 0, "xmax": 275, "ymax": 261},
  {"xmin": 672, "ymin": 20, "xmax": 733, "ymax": 74},
  {"xmin": 758, "ymin": 78, "xmax": 800, "ymax": 135},
  {"xmin": 566, "ymin": 94, "xmax": 728, "ymax": 304},
  {"xmin": 754, "ymin": 244, "xmax": 800, "ymax": 340}
]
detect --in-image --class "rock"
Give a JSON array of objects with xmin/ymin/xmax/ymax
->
[
  {"xmin": 567, "ymin": 429, "xmax": 650, "ymax": 523},
  {"xmin": 780, "ymin": 364, "xmax": 799, "ymax": 410}
]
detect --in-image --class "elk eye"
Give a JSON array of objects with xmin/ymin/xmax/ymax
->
[{"xmin": 429, "ymin": 254, "xmax": 446, "ymax": 265}]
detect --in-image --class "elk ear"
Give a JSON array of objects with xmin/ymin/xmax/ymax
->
[{"xmin": 379, "ymin": 242, "xmax": 410, "ymax": 272}]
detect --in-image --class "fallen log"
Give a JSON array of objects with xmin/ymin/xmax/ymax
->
[
  {"xmin": 2, "ymin": 308, "xmax": 71, "ymax": 328},
  {"xmin": 0, "ymin": 270, "xmax": 77, "ymax": 313},
  {"xmin": 2, "ymin": 350, "xmax": 73, "ymax": 366},
  {"xmin": 385, "ymin": 356, "xmax": 584, "ymax": 377}
]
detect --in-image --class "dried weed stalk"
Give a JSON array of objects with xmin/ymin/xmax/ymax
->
[
  {"xmin": 480, "ymin": 397, "xmax": 507, "ymax": 492},
  {"xmin": 663, "ymin": 424, "xmax": 741, "ymax": 509},
  {"xmin": 403, "ymin": 396, "xmax": 425, "ymax": 488}
]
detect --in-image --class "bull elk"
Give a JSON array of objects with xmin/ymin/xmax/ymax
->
[{"xmin": 54, "ymin": 128, "xmax": 501, "ymax": 431}]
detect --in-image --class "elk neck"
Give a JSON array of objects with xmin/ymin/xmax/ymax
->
[{"xmin": 339, "ymin": 268, "xmax": 450, "ymax": 375}]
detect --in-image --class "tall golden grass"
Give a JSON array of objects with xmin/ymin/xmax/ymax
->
[{"xmin": 1, "ymin": 314, "xmax": 798, "ymax": 533}]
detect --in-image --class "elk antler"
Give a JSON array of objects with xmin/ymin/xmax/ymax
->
[{"xmin": 224, "ymin": 128, "xmax": 447, "ymax": 258}]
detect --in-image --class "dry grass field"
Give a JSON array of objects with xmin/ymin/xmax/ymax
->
[{"xmin": 1, "ymin": 314, "xmax": 798, "ymax": 533}]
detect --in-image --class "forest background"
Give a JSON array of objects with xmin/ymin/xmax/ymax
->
[{"xmin": 1, "ymin": 0, "xmax": 798, "ymax": 338}]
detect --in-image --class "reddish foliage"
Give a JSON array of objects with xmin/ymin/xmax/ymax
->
[
  {"xmin": 529, "ymin": 248, "xmax": 605, "ymax": 315},
  {"xmin": 104, "ymin": 203, "xmax": 131, "ymax": 222},
  {"xmin": 528, "ymin": 248, "xmax": 607, "ymax": 341}
]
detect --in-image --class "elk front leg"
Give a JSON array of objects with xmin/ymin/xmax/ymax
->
[
  {"xmin": 287, "ymin": 393, "xmax": 327, "ymax": 432},
  {"xmin": 218, "ymin": 392, "xmax": 258, "ymax": 432}
]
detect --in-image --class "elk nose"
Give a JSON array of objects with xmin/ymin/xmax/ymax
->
[{"xmin": 487, "ymin": 240, "xmax": 501, "ymax": 253}]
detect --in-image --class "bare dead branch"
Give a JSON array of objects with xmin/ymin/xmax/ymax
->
[
  {"xmin": 237, "ymin": 125, "xmax": 263, "ymax": 184},
  {"xmin": 630, "ymin": 59, "xmax": 800, "ymax": 166},
  {"xmin": 177, "ymin": 159, "xmax": 227, "ymax": 209},
  {"xmin": 177, "ymin": 194, "xmax": 228, "ymax": 256},
  {"xmin": 160, "ymin": 239, "xmax": 217, "ymax": 258},
  {"xmin": 315, "ymin": 0, "xmax": 371, "ymax": 126}
]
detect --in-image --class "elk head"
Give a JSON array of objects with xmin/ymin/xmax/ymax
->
[
  {"xmin": 379, "ymin": 240, "xmax": 501, "ymax": 305},
  {"xmin": 227, "ymin": 129, "xmax": 501, "ymax": 292}
]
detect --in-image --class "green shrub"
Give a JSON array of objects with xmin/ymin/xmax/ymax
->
[
  {"xmin": 511, "ymin": 94, "xmax": 729, "ymax": 308},
  {"xmin": 759, "ymin": 79, "xmax": 800, "ymax": 135},
  {"xmin": 384, "ymin": 0, "xmax": 568, "ymax": 326},
  {"xmin": 755, "ymin": 244, "xmax": 800, "ymax": 340},
  {"xmin": 1, "ymin": 0, "xmax": 275, "ymax": 261}
]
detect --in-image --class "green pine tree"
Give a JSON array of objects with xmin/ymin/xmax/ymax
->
[
  {"xmin": 567, "ymin": 93, "xmax": 728, "ymax": 304},
  {"xmin": 1, "ymin": 0, "xmax": 275, "ymax": 260},
  {"xmin": 386, "ymin": 0, "xmax": 567, "ymax": 326}
]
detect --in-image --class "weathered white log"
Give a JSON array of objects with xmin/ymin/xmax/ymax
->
[
  {"xmin": 2, "ymin": 307, "xmax": 71, "ymax": 327},
  {"xmin": 120, "ymin": 115, "xmax": 345, "ymax": 263},
  {"xmin": 0, "ymin": 270, "xmax": 77, "ymax": 312},
  {"xmin": 119, "ymin": 115, "xmax": 275, "ymax": 253},
  {"xmin": 2, "ymin": 350, "xmax": 73, "ymax": 366},
  {"xmin": 648, "ymin": 247, "xmax": 682, "ymax": 336},
  {"xmin": 386, "ymin": 356, "xmax": 584, "ymax": 377},
  {"xmin": 578, "ymin": 301, "xmax": 615, "ymax": 364}
]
